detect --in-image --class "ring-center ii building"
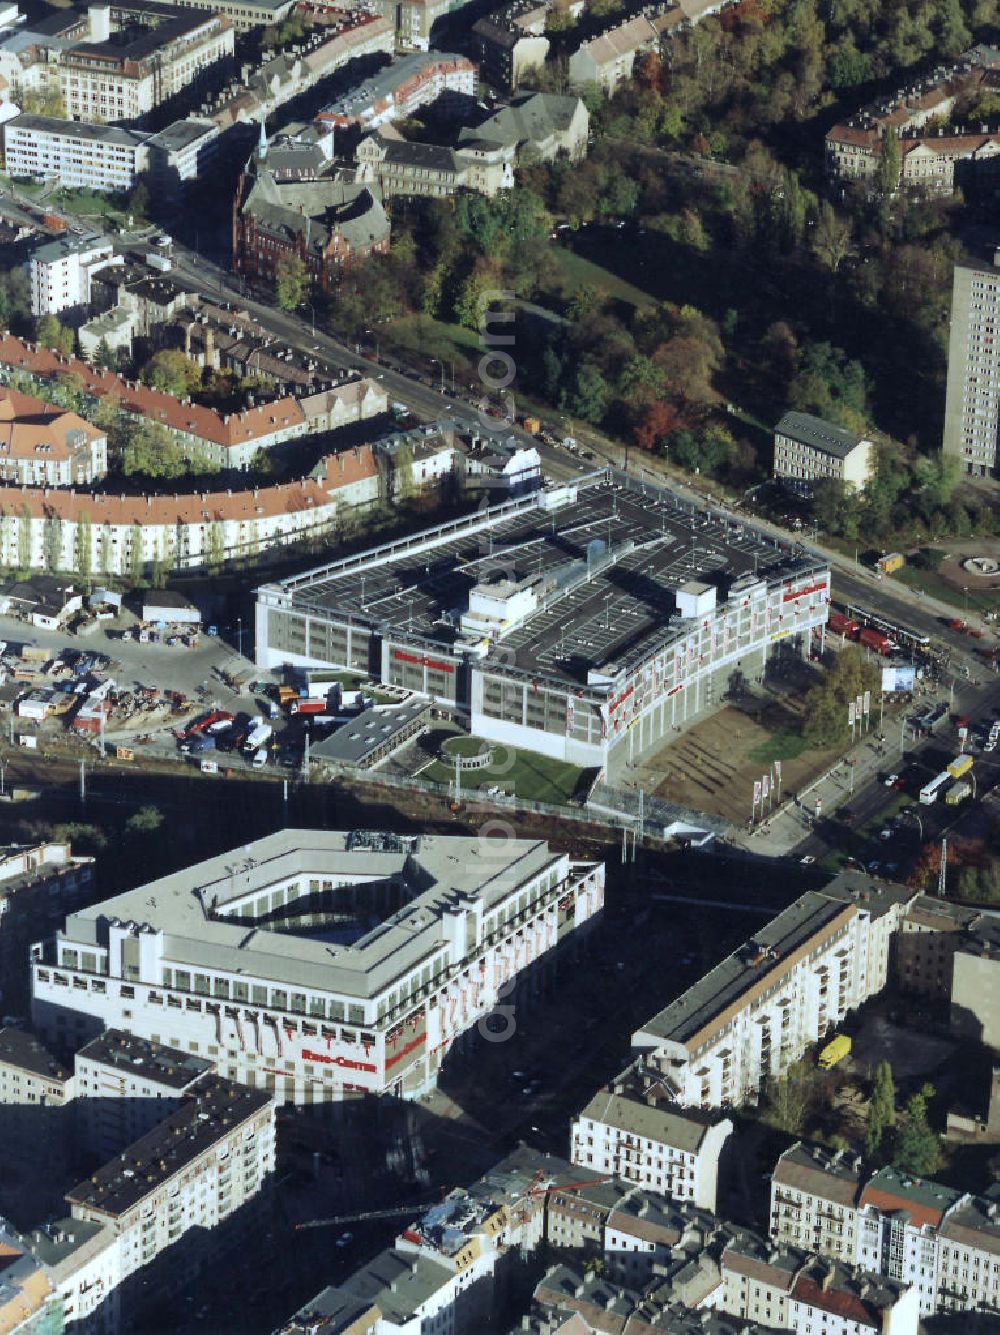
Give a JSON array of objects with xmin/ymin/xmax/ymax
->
[
  {"xmin": 255, "ymin": 474, "xmax": 831, "ymax": 772},
  {"xmin": 32, "ymin": 829, "xmax": 604, "ymax": 1105}
]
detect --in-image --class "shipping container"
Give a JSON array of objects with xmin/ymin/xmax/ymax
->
[
  {"xmin": 876, "ymin": 553, "xmax": 905, "ymax": 574},
  {"xmin": 945, "ymin": 780, "xmax": 972, "ymax": 806},
  {"xmin": 290, "ymin": 700, "xmax": 328, "ymax": 716}
]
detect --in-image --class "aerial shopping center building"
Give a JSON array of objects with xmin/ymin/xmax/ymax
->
[
  {"xmin": 255, "ymin": 473, "xmax": 832, "ymax": 772},
  {"xmin": 31, "ymin": 829, "xmax": 604, "ymax": 1106}
]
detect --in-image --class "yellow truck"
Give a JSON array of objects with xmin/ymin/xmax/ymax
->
[
  {"xmin": 877, "ymin": 552, "xmax": 905, "ymax": 575},
  {"xmin": 947, "ymin": 753, "xmax": 973, "ymax": 780},
  {"xmin": 818, "ymin": 1034, "xmax": 852, "ymax": 1070}
]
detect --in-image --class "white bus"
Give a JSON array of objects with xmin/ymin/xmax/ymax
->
[{"xmin": 919, "ymin": 771, "xmax": 951, "ymax": 805}]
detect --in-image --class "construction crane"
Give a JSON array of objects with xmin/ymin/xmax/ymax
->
[
  {"xmin": 295, "ymin": 1201, "xmax": 442, "ymax": 1231},
  {"xmin": 294, "ymin": 1172, "xmax": 612, "ymax": 1233}
]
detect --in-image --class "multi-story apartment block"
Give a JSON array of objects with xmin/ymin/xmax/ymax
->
[
  {"xmin": 0, "ymin": 1026, "xmax": 74, "ymax": 1106},
  {"xmin": 74, "ymin": 1029, "xmax": 214, "ymax": 1159},
  {"xmin": 893, "ymin": 894, "xmax": 1000, "ymax": 1046},
  {"xmin": 770, "ymin": 1143, "xmax": 863, "ymax": 1262},
  {"xmin": 0, "ymin": 841, "xmax": 95, "ymax": 1014},
  {"xmin": 317, "ymin": 51, "xmax": 475, "ymax": 129},
  {"xmin": 0, "ymin": 387, "xmax": 108, "ymax": 487},
  {"xmin": 825, "ymin": 45, "xmax": 1000, "ymax": 186},
  {"xmin": 0, "ymin": 447, "xmax": 379, "ymax": 577},
  {"xmin": 772, "ymin": 1145, "xmax": 1000, "ymax": 1318},
  {"xmin": 773, "ymin": 411, "xmax": 875, "ymax": 493},
  {"xmin": 943, "ymin": 255, "xmax": 1000, "ymax": 477},
  {"xmin": 568, "ymin": 13, "xmax": 671, "ymax": 94},
  {"xmin": 571, "ymin": 1077, "xmax": 732, "ymax": 1210},
  {"xmin": 28, "ymin": 235, "xmax": 117, "ymax": 318},
  {"xmin": 0, "ymin": 1221, "xmax": 63, "ymax": 1333},
  {"xmin": 603, "ymin": 1193, "xmax": 717, "ymax": 1287},
  {"xmin": 32, "ymin": 829, "xmax": 605, "ymax": 1105},
  {"xmin": 632, "ymin": 876, "xmax": 915, "ymax": 1110},
  {"xmin": 155, "ymin": 0, "xmax": 294, "ymax": 30},
  {"xmin": 6, "ymin": 113, "xmax": 221, "ymax": 195},
  {"xmin": 65, "ymin": 1076, "xmax": 274, "ymax": 1322},
  {"xmin": 6, "ymin": 117, "xmax": 147, "ymax": 194},
  {"xmin": 58, "ymin": 1, "xmax": 235, "ymax": 124},
  {"xmin": 472, "ymin": 3, "xmax": 549, "ymax": 91}
]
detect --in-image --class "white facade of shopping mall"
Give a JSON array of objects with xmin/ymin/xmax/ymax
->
[{"xmin": 31, "ymin": 829, "xmax": 604, "ymax": 1106}]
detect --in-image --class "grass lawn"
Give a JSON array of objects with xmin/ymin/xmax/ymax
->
[
  {"xmin": 550, "ymin": 246, "xmax": 654, "ymax": 309},
  {"xmin": 441, "ymin": 735, "xmax": 491, "ymax": 757},
  {"xmin": 422, "ymin": 741, "xmax": 590, "ymax": 804},
  {"xmin": 383, "ymin": 316, "xmax": 481, "ymax": 371},
  {"xmin": 890, "ymin": 566, "xmax": 1000, "ymax": 616},
  {"xmin": 748, "ymin": 729, "xmax": 809, "ymax": 765}
]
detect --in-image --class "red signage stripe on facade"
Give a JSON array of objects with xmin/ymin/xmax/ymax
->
[
  {"xmin": 385, "ymin": 1034, "xmax": 427, "ymax": 1070},
  {"xmin": 783, "ymin": 581, "xmax": 827, "ymax": 603},
  {"xmin": 302, "ymin": 1048, "xmax": 377, "ymax": 1073},
  {"xmin": 393, "ymin": 649, "xmax": 455, "ymax": 673}
]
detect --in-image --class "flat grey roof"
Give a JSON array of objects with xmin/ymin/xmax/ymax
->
[
  {"xmin": 311, "ymin": 699, "xmax": 431, "ymax": 767},
  {"xmin": 774, "ymin": 411, "xmax": 866, "ymax": 458},
  {"xmin": 76, "ymin": 1029, "xmax": 212, "ymax": 1090},
  {"xmin": 267, "ymin": 475, "xmax": 816, "ymax": 692},
  {"xmin": 336, "ymin": 1248, "xmax": 453, "ymax": 1324},
  {"xmin": 634, "ymin": 874, "xmax": 914, "ymax": 1050},
  {"xmin": 59, "ymin": 829, "xmax": 562, "ymax": 1000},
  {"xmin": 8, "ymin": 114, "xmax": 144, "ymax": 149}
]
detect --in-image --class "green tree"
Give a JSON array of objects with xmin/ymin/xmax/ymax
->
[
  {"xmin": 802, "ymin": 644, "xmax": 879, "ymax": 747},
  {"xmin": 126, "ymin": 804, "xmax": 164, "ymax": 834},
  {"xmin": 876, "ymin": 127, "xmax": 901, "ymax": 199},
  {"xmin": 94, "ymin": 339, "xmax": 117, "ymax": 371},
  {"xmin": 141, "ymin": 350, "xmax": 202, "ymax": 398},
  {"xmin": 17, "ymin": 503, "xmax": 30, "ymax": 574},
  {"xmin": 204, "ymin": 521, "xmax": 225, "ymax": 576},
  {"xmin": 274, "ymin": 253, "xmax": 308, "ymax": 311},
  {"xmin": 893, "ymin": 1085, "xmax": 943, "ymax": 1177},
  {"xmin": 562, "ymin": 361, "xmax": 609, "ymax": 424},
  {"xmin": 36, "ymin": 315, "xmax": 74, "ymax": 357},
  {"xmin": 866, "ymin": 1061, "xmax": 896, "ymax": 1161},
  {"xmin": 128, "ymin": 181, "xmax": 150, "ymax": 223},
  {"xmin": 76, "ymin": 512, "xmax": 92, "ymax": 589},
  {"xmin": 42, "ymin": 513, "xmax": 61, "ymax": 573},
  {"xmin": 122, "ymin": 421, "xmax": 186, "ymax": 479},
  {"xmin": 99, "ymin": 525, "xmax": 111, "ymax": 576},
  {"xmin": 763, "ymin": 1060, "xmax": 819, "ymax": 1135}
]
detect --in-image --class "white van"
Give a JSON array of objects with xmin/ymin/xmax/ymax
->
[{"xmin": 252, "ymin": 748, "xmax": 268, "ymax": 770}]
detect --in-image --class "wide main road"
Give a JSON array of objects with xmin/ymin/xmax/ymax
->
[
  {"xmin": 169, "ymin": 238, "xmax": 993, "ymax": 660},
  {"xmin": 168, "ymin": 242, "xmax": 587, "ymax": 484}
]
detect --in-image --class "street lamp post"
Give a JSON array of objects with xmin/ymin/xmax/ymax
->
[
  {"xmin": 364, "ymin": 329, "xmax": 380, "ymax": 364},
  {"xmin": 431, "ymin": 358, "xmax": 446, "ymax": 393},
  {"xmin": 237, "ymin": 617, "xmax": 243, "ymax": 659}
]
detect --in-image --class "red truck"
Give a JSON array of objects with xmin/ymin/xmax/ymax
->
[
  {"xmin": 290, "ymin": 699, "xmax": 328, "ymax": 716},
  {"xmin": 827, "ymin": 612, "xmax": 860, "ymax": 639},
  {"xmin": 858, "ymin": 627, "xmax": 893, "ymax": 655},
  {"xmin": 179, "ymin": 709, "xmax": 234, "ymax": 741}
]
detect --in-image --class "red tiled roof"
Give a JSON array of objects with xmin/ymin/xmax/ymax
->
[
  {"xmin": 0, "ymin": 334, "xmax": 306, "ymax": 449},
  {"xmin": 0, "ymin": 447, "xmax": 377, "ymax": 527},
  {"xmin": 792, "ymin": 1275, "xmax": 880, "ymax": 1328},
  {"xmin": 858, "ymin": 1186, "xmax": 945, "ymax": 1229},
  {"xmin": 0, "ymin": 388, "xmax": 102, "ymax": 460}
]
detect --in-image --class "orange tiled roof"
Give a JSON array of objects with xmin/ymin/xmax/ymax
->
[{"xmin": 0, "ymin": 334, "xmax": 306, "ymax": 449}]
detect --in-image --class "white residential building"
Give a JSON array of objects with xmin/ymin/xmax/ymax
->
[
  {"xmin": 74, "ymin": 1029, "xmax": 215, "ymax": 1159},
  {"xmin": 632, "ymin": 876, "xmax": 915, "ymax": 1110},
  {"xmin": 571, "ymin": 1081, "xmax": 732, "ymax": 1211},
  {"xmin": 771, "ymin": 1147, "xmax": 1000, "ymax": 1319},
  {"xmin": 32, "ymin": 829, "xmax": 604, "ymax": 1106},
  {"xmin": 773, "ymin": 411, "xmax": 876, "ymax": 494},
  {"xmin": 5, "ymin": 116, "xmax": 148, "ymax": 193},
  {"xmin": 28, "ymin": 235, "xmax": 117, "ymax": 317},
  {"xmin": 62, "ymin": 1076, "xmax": 274, "ymax": 1329},
  {"xmin": 0, "ymin": 386, "xmax": 108, "ymax": 486}
]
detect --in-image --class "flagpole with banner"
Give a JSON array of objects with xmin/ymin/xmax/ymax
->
[
  {"xmin": 774, "ymin": 758, "xmax": 782, "ymax": 804},
  {"xmin": 762, "ymin": 772, "xmax": 770, "ymax": 817},
  {"xmin": 753, "ymin": 779, "xmax": 762, "ymax": 824},
  {"xmin": 863, "ymin": 689, "xmax": 871, "ymax": 733},
  {"xmin": 849, "ymin": 700, "xmax": 856, "ymax": 743}
]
